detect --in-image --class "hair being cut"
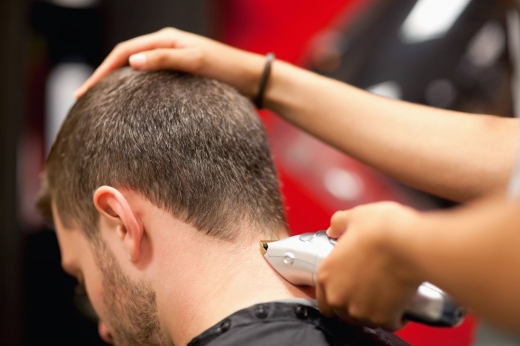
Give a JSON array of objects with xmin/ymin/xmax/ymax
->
[{"xmin": 38, "ymin": 68, "xmax": 288, "ymax": 240}]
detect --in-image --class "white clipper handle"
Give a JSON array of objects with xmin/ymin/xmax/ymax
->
[{"xmin": 262, "ymin": 231, "xmax": 465, "ymax": 327}]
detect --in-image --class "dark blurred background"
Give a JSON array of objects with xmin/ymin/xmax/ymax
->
[{"xmin": 1, "ymin": 0, "xmax": 518, "ymax": 345}]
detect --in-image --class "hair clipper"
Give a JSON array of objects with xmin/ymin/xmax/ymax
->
[{"xmin": 260, "ymin": 231, "xmax": 466, "ymax": 327}]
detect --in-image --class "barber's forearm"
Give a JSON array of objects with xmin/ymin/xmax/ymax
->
[
  {"xmin": 264, "ymin": 61, "xmax": 518, "ymax": 202},
  {"xmin": 400, "ymin": 194, "xmax": 520, "ymax": 329}
]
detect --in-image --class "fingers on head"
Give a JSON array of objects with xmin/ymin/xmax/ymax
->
[
  {"xmin": 129, "ymin": 47, "xmax": 204, "ymax": 73},
  {"xmin": 159, "ymin": 27, "xmax": 177, "ymax": 34},
  {"xmin": 113, "ymin": 34, "xmax": 176, "ymax": 65},
  {"xmin": 79, "ymin": 27, "xmax": 180, "ymax": 86},
  {"xmin": 76, "ymin": 32, "xmax": 179, "ymax": 98}
]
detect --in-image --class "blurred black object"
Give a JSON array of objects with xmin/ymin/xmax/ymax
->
[
  {"xmin": 308, "ymin": 0, "xmax": 515, "ymax": 117},
  {"xmin": 0, "ymin": 0, "xmax": 26, "ymax": 344},
  {"xmin": 31, "ymin": 2, "xmax": 104, "ymax": 66},
  {"xmin": 24, "ymin": 3, "xmax": 106, "ymax": 344},
  {"xmin": 24, "ymin": 231, "xmax": 106, "ymax": 346}
]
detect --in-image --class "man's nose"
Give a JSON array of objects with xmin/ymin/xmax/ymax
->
[{"xmin": 98, "ymin": 321, "xmax": 114, "ymax": 344}]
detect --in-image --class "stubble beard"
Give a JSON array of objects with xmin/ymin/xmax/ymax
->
[{"xmin": 92, "ymin": 238, "xmax": 164, "ymax": 346}]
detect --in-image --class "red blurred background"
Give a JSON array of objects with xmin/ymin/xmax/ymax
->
[{"xmin": 220, "ymin": 1, "xmax": 476, "ymax": 345}]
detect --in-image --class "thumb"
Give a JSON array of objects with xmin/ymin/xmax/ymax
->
[
  {"xmin": 327, "ymin": 210, "xmax": 351, "ymax": 238},
  {"xmin": 129, "ymin": 47, "xmax": 204, "ymax": 73}
]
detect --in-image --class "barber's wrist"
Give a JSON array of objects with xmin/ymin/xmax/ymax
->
[
  {"xmin": 385, "ymin": 208, "xmax": 428, "ymax": 287},
  {"xmin": 229, "ymin": 50, "xmax": 266, "ymax": 100},
  {"xmin": 262, "ymin": 60, "xmax": 299, "ymax": 112}
]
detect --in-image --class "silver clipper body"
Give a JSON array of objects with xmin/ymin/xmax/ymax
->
[{"xmin": 261, "ymin": 231, "xmax": 466, "ymax": 327}]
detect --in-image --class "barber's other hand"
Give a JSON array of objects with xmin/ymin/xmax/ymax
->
[
  {"xmin": 75, "ymin": 28, "xmax": 265, "ymax": 99},
  {"xmin": 317, "ymin": 202, "xmax": 423, "ymax": 331}
]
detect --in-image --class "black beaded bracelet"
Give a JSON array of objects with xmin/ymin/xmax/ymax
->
[{"xmin": 254, "ymin": 52, "xmax": 276, "ymax": 109}]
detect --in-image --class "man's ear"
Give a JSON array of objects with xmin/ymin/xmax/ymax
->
[{"xmin": 93, "ymin": 186, "xmax": 143, "ymax": 262}]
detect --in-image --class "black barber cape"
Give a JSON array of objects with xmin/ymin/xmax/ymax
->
[{"xmin": 188, "ymin": 300, "xmax": 409, "ymax": 346}]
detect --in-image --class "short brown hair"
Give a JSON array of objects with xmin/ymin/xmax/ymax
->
[{"xmin": 37, "ymin": 68, "xmax": 288, "ymax": 240}]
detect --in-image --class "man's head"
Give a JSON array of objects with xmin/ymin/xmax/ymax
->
[
  {"xmin": 39, "ymin": 67, "xmax": 287, "ymax": 239},
  {"xmin": 37, "ymin": 68, "xmax": 289, "ymax": 344}
]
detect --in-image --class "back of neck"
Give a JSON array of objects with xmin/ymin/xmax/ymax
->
[{"xmin": 158, "ymin": 232, "xmax": 314, "ymax": 345}]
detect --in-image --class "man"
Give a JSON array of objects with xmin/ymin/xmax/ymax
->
[{"xmin": 37, "ymin": 67, "xmax": 407, "ymax": 345}]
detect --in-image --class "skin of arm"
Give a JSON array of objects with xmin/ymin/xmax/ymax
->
[
  {"xmin": 265, "ymin": 62, "xmax": 519, "ymax": 202},
  {"xmin": 75, "ymin": 28, "xmax": 519, "ymax": 202},
  {"xmin": 317, "ymin": 192, "xmax": 520, "ymax": 331}
]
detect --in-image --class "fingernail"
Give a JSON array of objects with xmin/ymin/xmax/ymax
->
[{"xmin": 129, "ymin": 54, "xmax": 146, "ymax": 68}]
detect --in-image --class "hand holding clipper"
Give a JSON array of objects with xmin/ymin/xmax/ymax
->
[{"xmin": 261, "ymin": 231, "xmax": 466, "ymax": 327}]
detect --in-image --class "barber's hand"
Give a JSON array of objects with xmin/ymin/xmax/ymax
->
[
  {"xmin": 75, "ymin": 28, "xmax": 265, "ymax": 99},
  {"xmin": 316, "ymin": 202, "xmax": 423, "ymax": 331}
]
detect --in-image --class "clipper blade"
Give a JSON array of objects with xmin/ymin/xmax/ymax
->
[{"xmin": 259, "ymin": 240, "xmax": 273, "ymax": 255}]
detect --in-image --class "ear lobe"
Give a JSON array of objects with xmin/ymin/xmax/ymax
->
[{"xmin": 93, "ymin": 186, "xmax": 143, "ymax": 262}]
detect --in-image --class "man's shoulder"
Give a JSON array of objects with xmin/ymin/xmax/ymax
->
[{"xmin": 188, "ymin": 301, "xmax": 409, "ymax": 346}]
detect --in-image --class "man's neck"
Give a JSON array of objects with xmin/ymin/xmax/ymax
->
[{"xmin": 153, "ymin": 229, "xmax": 314, "ymax": 346}]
